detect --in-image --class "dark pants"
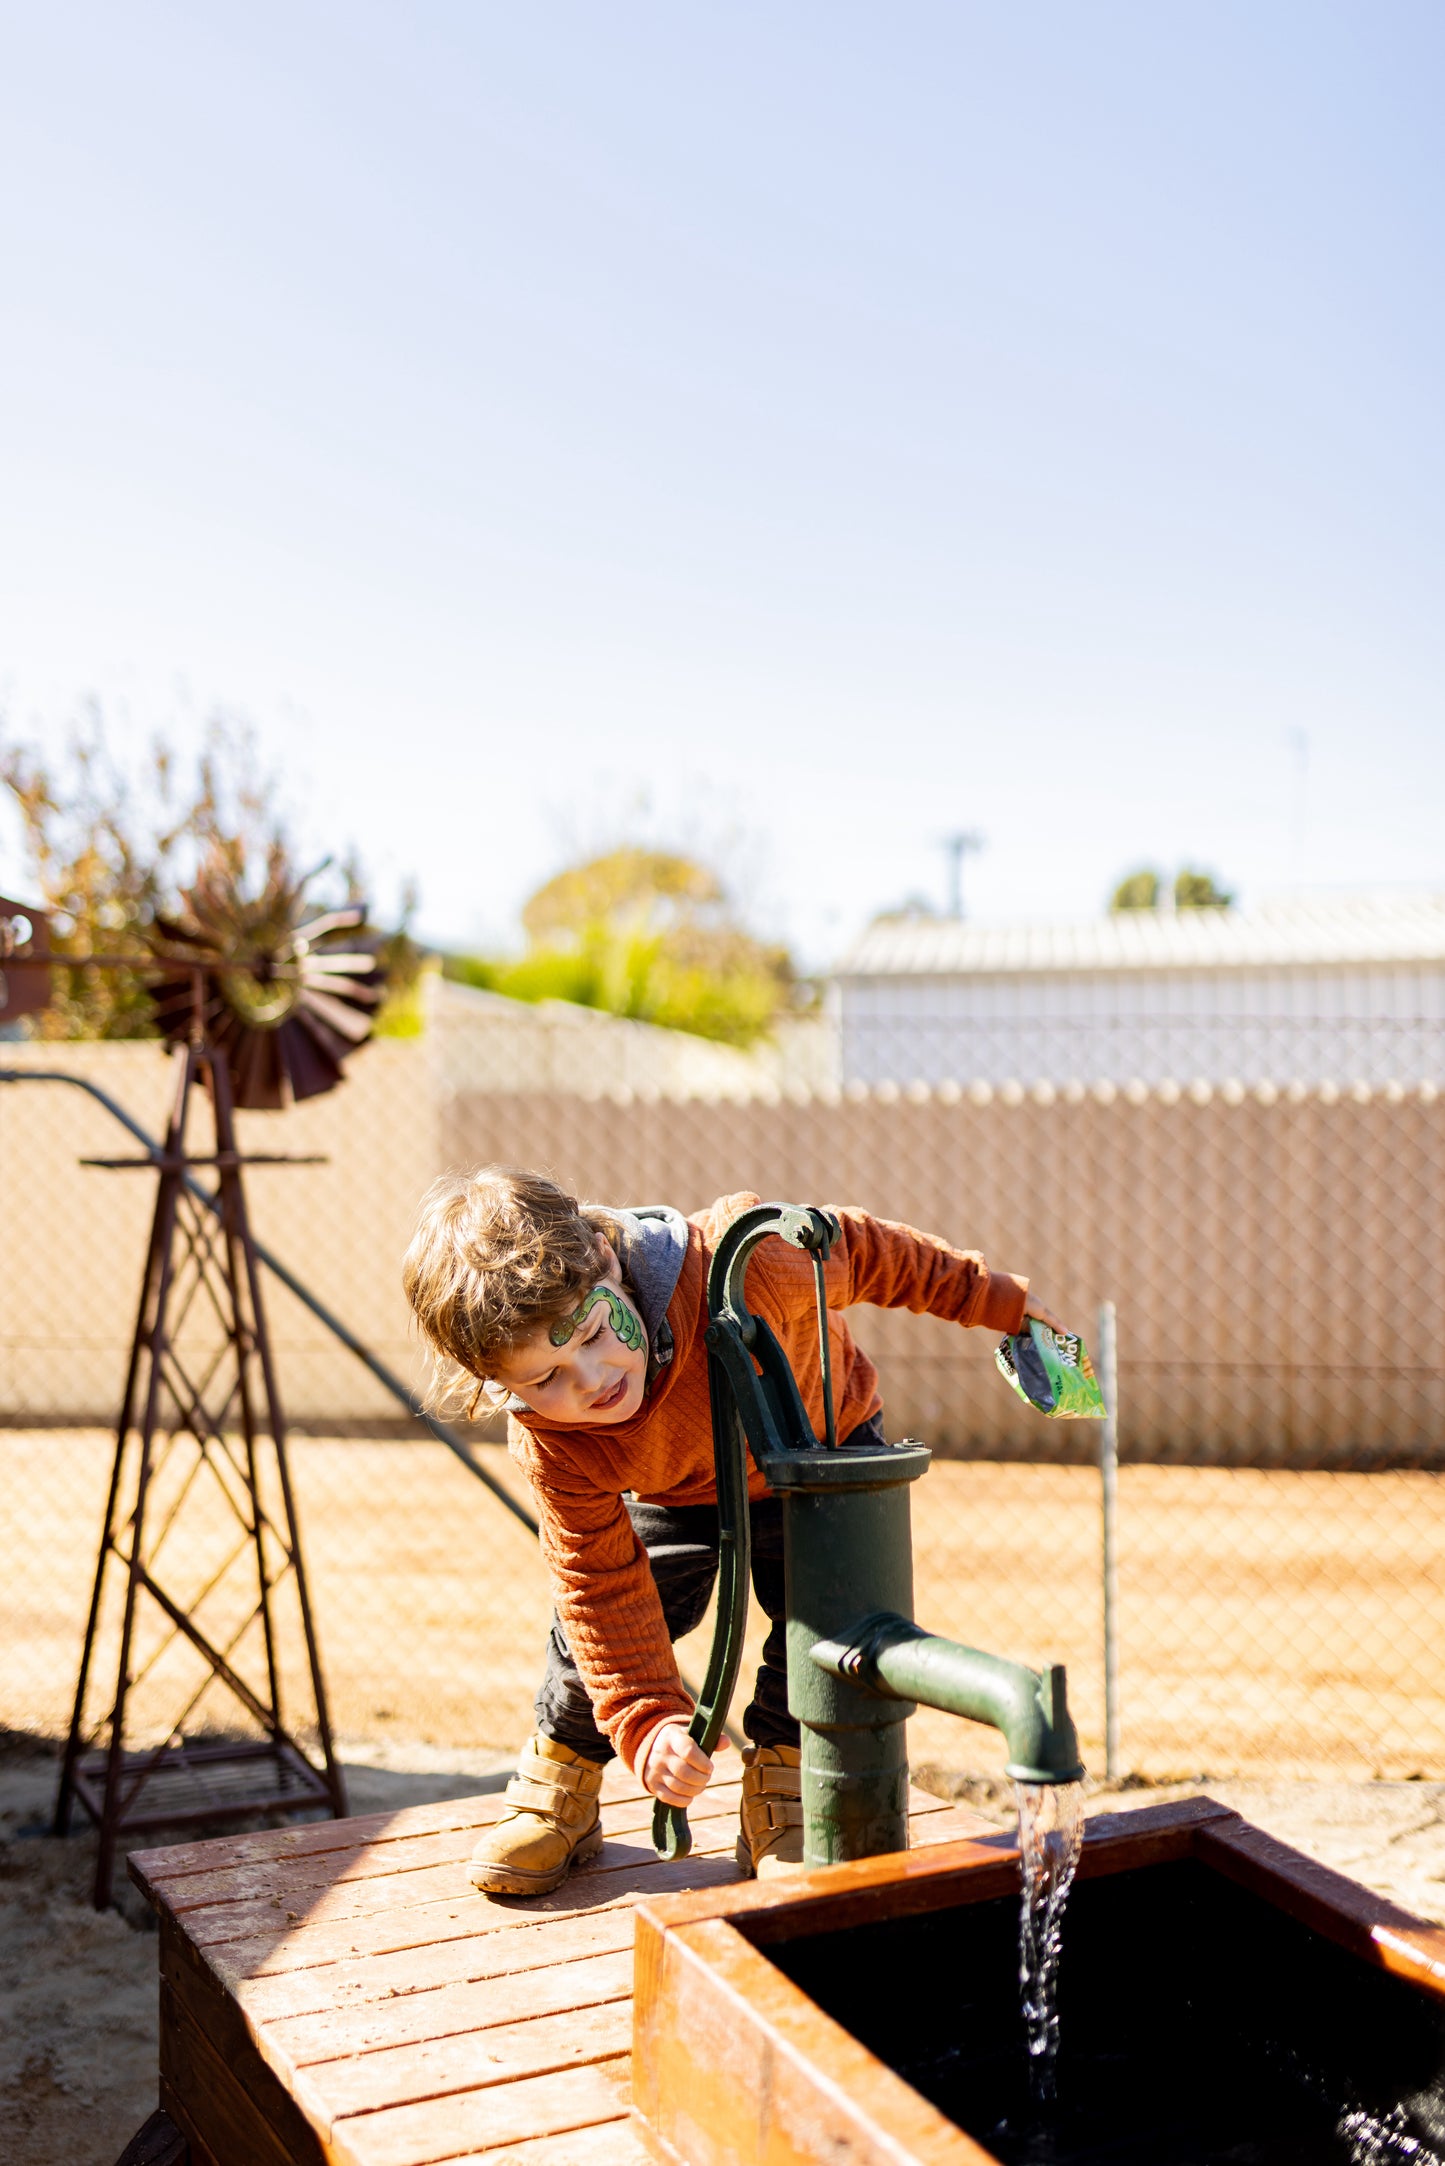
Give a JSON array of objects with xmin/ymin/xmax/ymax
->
[{"xmin": 534, "ymin": 1496, "xmax": 799, "ymax": 1762}]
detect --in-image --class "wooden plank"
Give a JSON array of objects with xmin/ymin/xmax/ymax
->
[
  {"xmin": 268, "ymin": 1947, "xmax": 634, "ymax": 2068},
  {"xmin": 635, "ymin": 1916, "xmax": 984, "ymax": 2166},
  {"xmin": 133, "ymin": 1764, "xmax": 651, "ymax": 1892},
  {"xmin": 233, "ymin": 1804, "xmax": 986, "ymax": 2049},
  {"xmin": 633, "ymin": 1794, "xmax": 1234, "ymax": 1949},
  {"xmin": 180, "ymin": 1823, "xmax": 740, "ymax": 1957},
  {"xmin": 297, "ymin": 2001, "xmax": 632, "ymax": 2134},
  {"xmin": 135, "ymin": 1765, "xmax": 947, "ymax": 1900},
  {"xmin": 249, "ymin": 1811, "xmax": 994, "ymax": 2152},
  {"xmin": 329, "ymin": 2056, "xmax": 632, "ymax": 2166},
  {"xmin": 158, "ymin": 2082, "xmax": 222, "ymax": 2166},
  {"xmin": 191, "ymin": 1794, "xmax": 964, "ymax": 1999},
  {"xmin": 146, "ymin": 1771, "xmax": 980, "ymax": 2166},
  {"xmin": 156, "ymin": 1778, "xmax": 955, "ymax": 1923},
  {"xmin": 1196, "ymin": 1814, "xmax": 1445, "ymax": 2001},
  {"xmin": 161, "ymin": 1977, "xmax": 327, "ymax": 2166},
  {"xmin": 183, "ymin": 1855, "xmax": 484, "ymax": 1944},
  {"xmin": 474, "ymin": 2121, "xmax": 650, "ymax": 2163},
  {"xmin": 908, "ymin": 1804, "xmax": 998, "ymax": 1849},
  {"xmin": 155, "ymin": 1787, "xmax": 747, "ymax": 1914},
  {"xmin": 172, "ymin": 1780, "xmax": 955, "ymax": 1954},
  {"xmin": 235, "ymin": 1908, "xmax": 640, "ymax": 2027},
  {"xmin": 203, "ymin": 1852, "xmax": 742, "ymax": 1984},
  {"xmin": 136, "ymin": 1794, "xmax": 517, "ymax": 1888}
]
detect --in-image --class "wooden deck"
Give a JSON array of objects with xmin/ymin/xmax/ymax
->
[{"xmin": 129, "ymin": 1765, "xmax": 991, "ymax": 2165}]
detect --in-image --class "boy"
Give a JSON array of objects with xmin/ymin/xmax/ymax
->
[{"xmin": 402, "ymin": 1167, "xmax": 1060, "ymax": 1893}]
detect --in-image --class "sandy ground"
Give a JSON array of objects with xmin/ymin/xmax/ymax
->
[{"xmin": 6, "ymin": 1728, "xmax": 1445, "ymax": 2166}]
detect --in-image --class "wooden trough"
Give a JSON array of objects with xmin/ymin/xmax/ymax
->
[
  {"xmin": 123, "ymin": 1762, "xmax": 988, "ymax": 2164},
  {"xmin": 633, "ymin": 1796, "xmax": 1445, "ymax": 2165},
  {"xmin": 126, "ymin": 1786, "xmax": 1445, "ymax": 2164}
]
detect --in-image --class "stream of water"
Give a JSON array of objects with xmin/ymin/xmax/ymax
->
[{"xmin": 1014, "ymin": 1778, "xmax": 1087, "ymax": 2107}]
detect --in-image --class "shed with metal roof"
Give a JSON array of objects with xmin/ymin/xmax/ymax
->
[{"xmin": 831, "ymin": 893, "xmax": 1445, "ymax": 1087}]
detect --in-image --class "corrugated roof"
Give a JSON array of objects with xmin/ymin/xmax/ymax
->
[{"xmin": 837, "ymin": 892, "xmax": 1445, "ymax": 977}]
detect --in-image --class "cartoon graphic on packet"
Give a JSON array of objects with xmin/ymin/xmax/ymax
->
[{"xmin": 996, "ymin": 1318, "xmax": 1107, "ymax": 1419}]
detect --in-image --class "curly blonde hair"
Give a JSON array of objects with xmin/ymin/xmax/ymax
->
[{"xmin": 402, "ymin": 1165, "xmax": 622, "ymax": 1418}]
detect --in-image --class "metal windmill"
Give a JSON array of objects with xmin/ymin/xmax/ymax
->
[{"xmin": 52, "ymin": 852, "xmax": 387, "ymax": 1903}]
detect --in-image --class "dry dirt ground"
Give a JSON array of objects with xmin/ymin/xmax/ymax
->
[
  {"xmin": 6, "ymin": 1728, "xmax": 1445, "ymax": 2166},
  {"xmin": 9, "ymin": 1436, "xmax": 1445, "ymax": 1782}
]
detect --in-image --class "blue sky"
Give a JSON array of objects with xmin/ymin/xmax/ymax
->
[{"xmin": 1, "ymin": 2, "xmax": 1440, "ymax": 963}]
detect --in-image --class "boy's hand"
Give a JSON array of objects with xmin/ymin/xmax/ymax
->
[
  {"xmin": 1023, "ymin": 1293, "xmax": 1067, "ymax": 1335},
  {"xmin": 637, "ymin": 1719, "xmax": 725, "ymax": 1806}
]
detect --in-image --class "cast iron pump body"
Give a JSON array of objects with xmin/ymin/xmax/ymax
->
[{"xmin": 653, "ymin": 1202, "xmax": 1084, "ymax": 1868}]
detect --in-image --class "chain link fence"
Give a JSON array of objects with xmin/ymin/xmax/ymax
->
[{"xmin": 3, "ymin": 988, "xmax": 1443, "ymax": 1786}]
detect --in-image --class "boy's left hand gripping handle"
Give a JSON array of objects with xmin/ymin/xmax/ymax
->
[{"xmin": 650, "ymin": 1704, "xmax": 720, "ymax": 1859}]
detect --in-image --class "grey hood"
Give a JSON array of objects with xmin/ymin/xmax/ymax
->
[{"xmin": 610, "ymin": 1203, "xmax": 690, "ymax": 1347}]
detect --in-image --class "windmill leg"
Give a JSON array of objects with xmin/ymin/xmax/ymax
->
[
  {"xmin": 55, "ymin": 1065, "xmax": 180, "ymax": 1837},
  {"xmin": 211, "ymin": 1049, "xmax": 347, "ymax": 1818},
  {"xmin": 211, "ymin": 1068, "xmax": 285, "ymax": 1737},
  {"xmin": 93, "ymin": 1052, "xmax": 190, "ymax": 1906},
  {"xmin": 55, "ymin": 1427, "xmax": 127, "ymax": 1838}
]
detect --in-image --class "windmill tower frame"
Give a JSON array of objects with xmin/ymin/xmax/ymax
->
[{"xmin": 54, "ymin": 1031, "xmax": 347, "ymax": 1903}]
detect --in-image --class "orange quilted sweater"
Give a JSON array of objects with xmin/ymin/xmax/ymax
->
[{"xmin": 506, "ymin": 1194, "xmax": 1028, "ymax": 1769}]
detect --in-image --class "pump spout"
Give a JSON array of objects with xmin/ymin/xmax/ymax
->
[{"xmin": 810, "ymin": 1613, "xmax": 1085, "ymax": 1785}]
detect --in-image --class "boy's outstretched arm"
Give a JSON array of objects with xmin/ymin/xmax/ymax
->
[{"xmin": 756, "ymin": 1205, "xmax": 1039, "ymax": 1336}]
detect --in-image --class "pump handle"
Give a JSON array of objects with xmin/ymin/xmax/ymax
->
[{"xmin": 651, "ymin": 1203, "xmax": 839, "ymax": 1858}]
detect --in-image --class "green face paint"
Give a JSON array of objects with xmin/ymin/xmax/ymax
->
[{"xmin": 549, "ymin": 1284, "xmax": 644, "ymax": 1352}]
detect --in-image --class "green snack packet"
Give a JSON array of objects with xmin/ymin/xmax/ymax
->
[{"xmin": 996, "ymin": 1319, "xmax": 1106, "ymax": 1419}]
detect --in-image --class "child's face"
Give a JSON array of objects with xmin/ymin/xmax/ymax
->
[{"xmin": 488, "ymin": 1245, "xmax": 649, "ymax": 1425}]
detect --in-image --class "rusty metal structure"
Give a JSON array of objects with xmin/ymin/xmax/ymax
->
[
  {"xmin": 15, "ymin": 874, "xmax": 387, "ymax": 1902},
  {"xmin": 0, "ymin": 893, "xmax": 52, "ymax": 1025}
]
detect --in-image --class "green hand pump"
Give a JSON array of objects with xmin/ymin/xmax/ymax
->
[{"xmin": 652, "ymin": 1202, "xmax": 1084, "ymax": 1869}]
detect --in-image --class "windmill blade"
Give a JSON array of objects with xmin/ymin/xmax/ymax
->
[
  {"xmin": 300, "ymin": 952, "xmax": 383, "ymax": 978},
  {"xmin": 302, "ymin": 970, "xmax": 384, "ymax": 1006},
  {"xmin": 277, "ymin": 1018, "xmax": 346, "ymax": 1103},
  {"xmin": 298, "ymin": 987, "xmax": 376, "ymax": 1043},
  {"xmin": 294, "ymin": 908, "xmax": 369, "ymax": 944}
]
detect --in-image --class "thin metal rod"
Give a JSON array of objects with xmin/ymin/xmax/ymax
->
[
  {"xmin": 1098, "ymin": 1299, "xmax": 1121, "ymax": 1782},
  {"xmin": 812, "ymin": 1252, "xmax": 838, "ymax": 1449}
]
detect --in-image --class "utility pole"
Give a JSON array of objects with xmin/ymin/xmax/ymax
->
[{"xmin": 942, "ymin": 832, "xmax": 985, "ymax": 919}]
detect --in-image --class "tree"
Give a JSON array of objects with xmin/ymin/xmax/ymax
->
[
  {"xmin": 1173, "ymin": 868, "xmax": 1234, "ymax": 909},
  {"xmin": 447, "ymin": 846, "xmax": 802, "ymax": 1047},
  {"xmin": 1, "ymin": 715, "xmax": 419, "ymax": 1039},
  {"xmin": 1109, "ymin": 869, "xmax": 1161, "ymax": 911},
  {"xmin": 1109, "ymin": 865, "xmax": 1234, "ymax": 913}
]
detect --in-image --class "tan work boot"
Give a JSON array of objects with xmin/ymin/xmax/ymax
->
[
  {"xmin": 736, "ymin": 1742, "xmax": 805, "ymax": 1879},
  {"xmin": 469, "ymin": 1734, "xmax": 605, "ymax": 1896}
]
